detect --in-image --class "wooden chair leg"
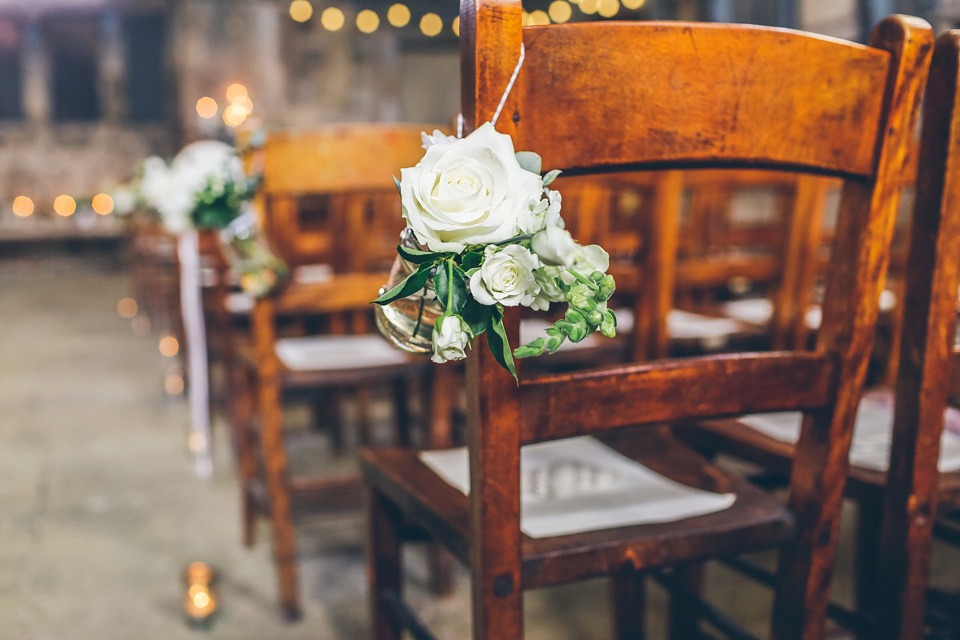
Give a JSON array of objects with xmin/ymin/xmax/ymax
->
[
  {"xmin": 357, "ymin": 386, "xmax": 374, "ymax": 447},
  {"xmin": 312, "ymin": 389, "xmax": 345, "ymax": 453},
  {"xmin": 259, "ymin": 373, "xmax": 301, "ymax": 621},
  {"xmin": 855, "ymin": 500, "xmax": 883, "ymax": 640},
  {"xmin": 668, "ymin": 562, "xmax": 704, "ymax": 640},
  {"xmin": 428, "ymin": 544, "xmax": 456, "ymax": 597},
  {"xmin": 235, "ymin": 368, "xmax": 259, "ymax": 547},
  {"xmin": 369, "ymin": 488, "xmax": 404, "ymax": 640},
  {"xmin": 393, "ymin": 378, "xmax": 412, "ymax": 448},
  {"xmin": 611, "ymin": 566, "xmax": 646, "ymax": 640}
]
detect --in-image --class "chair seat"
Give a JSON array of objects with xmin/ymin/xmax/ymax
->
[
  {"xmin": 275, "ymin": 334, "xmax": 427, "ymax": 386},
  {"xmin": 718, "ymin": 289, "xmax": 898, "ymax": 332},
  {"xmin": 680, "ymin": 389, "xmax": 960, "ymax": 503},
  {"xmin": 360, "ymin": 428, "xmax": 794, "ymax": 589}
]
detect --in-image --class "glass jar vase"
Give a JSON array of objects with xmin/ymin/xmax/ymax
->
[
  {"xmin": 374, "ymin": 228, "xmax": 443, "ymax": 354},
  {"xmin": 218, "ymin": 207, "xmax": 288, "ymax": 298}
]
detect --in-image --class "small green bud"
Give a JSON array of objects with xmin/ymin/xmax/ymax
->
[
  {"xmin": 587, "ymin": 310, "xmax": 604, "ymax": 325},
  {"xmin": 565, "ymin": 308, "xmax": 585, "ymax": 324},
  {"xmin": 567, "ymin": 321, "xmax": 589, "ymax": 343},
  {"xmin": 546, "ymin": 337, "xmax": 562, "ymax": 353},
  {"xmin": 575, "ymin": 297, "xmax": 598, "ymax": 313},
  {"xmin": 590, "ymin": 271, "xmax": 605, "ymax": 283},
  {"xmin": 599, "ymin": 275, "xmax": 616, "ymax": 300}
]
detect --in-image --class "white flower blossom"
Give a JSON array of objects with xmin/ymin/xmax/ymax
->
[
  {"xmin": 469, "ymin": 244, "xmax": 541, "ymax": 307},
  {"xmin": 431, "ymin": 314, "xmax": 471, "ymax": 363},
  {"xmin": 400, "ymin": 123, "xmax": 544, "ymax": 253}
]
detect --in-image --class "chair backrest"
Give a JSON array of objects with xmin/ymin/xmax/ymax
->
[
  {"xmin": 459, "ymin": 2, "xmax": 931, "ymax": 637},
  {"xmin": 875, "ymin": 30, "xmax": 960, "ymax": 640},
  {"xmin": 249, "ymin": 124, "xmax": 445, "ymax": 270},
  {"xmin": 678, "ymin": 170, "xmax": 835, "ymax": 350}
]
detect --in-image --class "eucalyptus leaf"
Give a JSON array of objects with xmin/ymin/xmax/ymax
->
[
  {"xmin": 515, "ymin": 151, "xmax": 543, "ymax": 175},
  {"xmin": 487, "ymin": 312, "xmax": 518, "ymax": 382},
  {"xmin": 393, "ymin": 175, "xmax": 402, "ymax": 195},
  {"xmin": 372, "ymin": 262, "xmax": 433, "ymax": 305},
  {"xmin": 543, "ymin": 169, "xmax": 562, "ymax": 186}
]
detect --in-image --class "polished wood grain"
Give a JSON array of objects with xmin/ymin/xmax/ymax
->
[{"xmin": 363, "ymin": 3, "xmax": 933, "ymax": 639}]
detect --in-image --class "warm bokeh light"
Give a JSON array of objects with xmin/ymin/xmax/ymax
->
[
  {"xmin": 528, "ymin": 9, "xmax": 550, "ymax": 25},
  {"xmin": 222, "ymin": 104, "xmax": 248, "ymax": 127},
  {"xmin": 159, "ymin": 335, "xmax": 180, "ymax": 357},
  {"xmin": 195, "ymin": 96, "xmax": 217, "ymax": 118},
  {"xmin": 12, "ymin": 195, "xmax": 33, "ymax": 217},
  {"xmin": 548, "ymin": 0, "xmax": 573, "ymax": 22},
  {"xmin": 320, "ymin": 7, "xmax": 345, "ymax": 31},
  {"xmin": 621, "ymin": 0, "xmax": 645, "ymax": 8},
  {"xmin": 579, "ymin": 0, "xmax": 599, "ymax": 14},
  {"xmin": 117, "ymin": 297, "xmax": 138, "ymax": 319},
  {"xmin": 386, "ymin": 3, "xmax": 410, "ymax": 27},
  {"xmin": 356, "ymin": 9, "xmax": 379, "ymax": 33},
  {"xmin": 419, "ymin": 13, "xmax": 442, "ymax": 37},
  {"xmin": 225, "ymin": 83, "xmax": 248, "ymax": 102},
  {"xmin": 598, "ymin": 0, "xmax": 620, "ymax": 17},
  {"xmin": 92, "ymin": 193, "xmax": 114, "ymax": 215},
  {"xmin": 231, "ymin": 94, "xmax": 253, "ymax": 112},
  {"xmin": 288, "ymin": 0, "xmax": 313, "ymax": 22},
  {"xmin": 53, "ymin": 195, "xmax": 76, "ymax": 217},
  {"xmin": 165, "ymin": 375, "xmax": 185, "ymax": 395},
  {"xmin": 452, "ymin": 16, "xmax": 460, "ymax": 36}
]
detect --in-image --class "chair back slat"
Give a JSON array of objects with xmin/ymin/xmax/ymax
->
[
  {"xmin": 519, "ymin": 352, "xmax": 837, "ymax": 444},
  {"xmin": 517, "ymin": 23, "xmax": 891, "ymax": 177},
  {"xmin": 875, "ymin": 30, "xmax": 960, "ymax": 638}
]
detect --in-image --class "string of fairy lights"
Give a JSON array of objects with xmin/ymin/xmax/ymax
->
[
  {"xmin": 287, "ymin": 0, "xmax": 648, "ymax": 35},
  {"xmin": 8, "ymin": 0, "xmax": 646, "ymax": 220}
]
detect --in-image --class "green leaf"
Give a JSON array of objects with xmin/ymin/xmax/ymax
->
[
  {"xmin": 514, "ymin": 337, "xmax": 545, "ymax": 359},
  {"xmin": 397, "ymin": 243, "xmax": 441, "ymax": 264},
  {"xmin": 434, "ymin": 260, "xmax": 469, "ymax": 315},
  {"xmin": 515, "ymin": 151, "xmax": 542, "ymax": 175},
  {"xmin": 372, "ymin": 262, "xmax": 433, "ymax": 305},
  {"xmin": 486, "ymin": 311, "xmax": 518, "ymax": 382},
  {"xmin": 543, "ymin": 169, "xmax": 562, "ymax": 186},
  {"xmin": 459, "ymin": 249, "xmax": 484, "ymax": 272},
  {"xmin": 461, "ymin": 300, "xmax": 492, "ymax": 337}
]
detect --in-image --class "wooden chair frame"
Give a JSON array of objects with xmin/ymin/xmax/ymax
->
[{"xmin": 362, "ymin": 3, "xmax": 932, "ymax": 640}]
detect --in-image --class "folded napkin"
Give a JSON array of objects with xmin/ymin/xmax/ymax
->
[
  {"xmin": 420, "ymin": 436, "xmax": 735, "ymax": 538},
  {"xmin": 740, "ymin": 391, "xmax": 960, "ymax": 472}
]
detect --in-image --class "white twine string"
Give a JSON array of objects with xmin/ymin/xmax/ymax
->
[
  {"xmin": 177, "ymin": 230, "xmax": 213, "ymax": 479},
  {"xmin": 456, "ymin": 43, "xmax": 526, "ymax": 137}
]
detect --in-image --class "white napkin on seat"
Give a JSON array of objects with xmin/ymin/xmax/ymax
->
[{"xmin": 420, "ymin": 436, "xmax": 735, "ymax": 538}]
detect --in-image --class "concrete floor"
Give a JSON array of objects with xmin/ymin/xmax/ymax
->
[{"xmin": 2, "ymin": 254, "xmax": 957, "ymax": 640}]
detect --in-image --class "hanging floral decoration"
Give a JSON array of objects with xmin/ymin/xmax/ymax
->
[
  {"xmin": 374, "ymin": 123, "xmax": 617, "ymax": 379},
  {"xmin": 129, "ymin": 140, "xmax": 287, "ymax": 298}
]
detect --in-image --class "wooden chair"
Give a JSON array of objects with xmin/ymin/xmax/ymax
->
[
  {"xmin": 360, "ymin": 4, "xmax": 931, "ymax": 640},
  {"xmin": 231, "ymin": 124, "xmax": 449, "ymax": 620},
  {"xmin": 676, "ymin": 31, "xmax": 960, "ymax": 640}
]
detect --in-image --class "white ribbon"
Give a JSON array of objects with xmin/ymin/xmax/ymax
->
[{"xmin": 178, "ymin": 230, "xmax": 213, "ymax": 478}]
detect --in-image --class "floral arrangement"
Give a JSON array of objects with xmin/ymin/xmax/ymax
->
[
  {"xmin": 374, "ymin": 123, "xmax": 617, "ymax": 378},
  {"xmin": 129, "ymin": 140, "xmax": 287, "ymax": 297}
]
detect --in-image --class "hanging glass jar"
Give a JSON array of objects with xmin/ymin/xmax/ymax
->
[
  {"xmin": 218, "ymin": 206, "xmax": 288, "ymax": 298},
  {"xmin": 374, "ymin": 228, "xmax": 444, "ymax": 354}
]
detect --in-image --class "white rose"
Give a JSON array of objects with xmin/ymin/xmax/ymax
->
[
  {"xmin": 518, "ymin": 189, "xmax": 563, "ymax": 235},
  {"xmin": 531, "ymin": 226, "xmax": 580, "ymax": 266},
  {"xmin": 400, "ymin": 123, "xmax": 544, "ymax": 253},
  {"xmin": 470, "ymin": 244, "xmax": 541, "ymax": 307},
  {"xmin": 139, "ymin": 157, "xmax": 193, "ymax": 233},
  {"xmin": 432, "ymin": 315, "xmax": 471, "ymax": 363}
]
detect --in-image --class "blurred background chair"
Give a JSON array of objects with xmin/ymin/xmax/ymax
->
[{"xmin": 228, "ymin": 124, "xmax": 452, "ymax": 619}]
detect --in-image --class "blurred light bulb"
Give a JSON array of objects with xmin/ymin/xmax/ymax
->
[
  {"xmin": 195, "ymin": 97, "xmax": 217, "ymax": 119},
  {"xmin": 357, "ymin": 9, "xmax": 379, "ymax": 33},
  {"xmin": 12, "ymin": 195, "xmax": 33, "ymax": 217},
  {"xmin": 420, "ymin": 13, "xmax": 442, "ymax": 36},
  {"xmin": 92, "ymin": 193, "xmax": 114, "ymax": 215},
  {"xmin": 54, "ymin": 195, "xmax": 76, "ymax": 217},
  {"xmin": 321, "ymin": 7, "xmax": 345, "ymax": 31},
  {"xmin": 387, "ymin": 3, "xmax": 410, "ymax": 27},
  {"xmin": 289, "ymin": 0, "xmax": 313, "ymax": 22},
  {"xmin": 549, "ymin": 0, "xmax": 573, "ymax": 22}
]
